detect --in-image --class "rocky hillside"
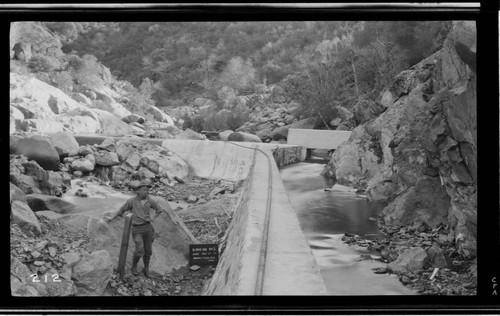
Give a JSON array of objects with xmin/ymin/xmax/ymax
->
[
  {"xmin": 322, "ymin": 21, "xmax": 477, "ymax": 258},
  {"xmin": 10, "ymin": 22, "xmax": 208, "ymax": 140}
]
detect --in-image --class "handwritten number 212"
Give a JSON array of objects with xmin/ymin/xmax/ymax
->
[{"xmin": 30, "ymin": 274, "xmax": 61, "ymax": 282}]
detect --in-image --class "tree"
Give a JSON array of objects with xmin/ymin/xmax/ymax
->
[{"xmin": 217, "ymin": 56, "xmax": 256, "ymax": 91}]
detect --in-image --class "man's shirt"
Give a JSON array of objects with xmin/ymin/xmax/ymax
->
[{"xmin": 117, "ymin": 196, "xmax": 162, "ymax": 225}]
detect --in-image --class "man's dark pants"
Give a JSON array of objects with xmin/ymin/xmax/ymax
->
[{"xmin": 132, "ymin": 223, "xmax": 155, "ymax": 264}]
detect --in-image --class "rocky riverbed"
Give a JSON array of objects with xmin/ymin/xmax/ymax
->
[
  {"xmin": 342, "ymin": 220, "xmax": 477, "ymax": 295},
  {"xmin": 11, "ymin": 172, "xmax": 237, "ymax": 296}
]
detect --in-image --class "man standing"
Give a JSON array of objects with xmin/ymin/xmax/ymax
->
[{"xmin": 103, "ymin": 180, "xmax": 166, "ymax": 278}]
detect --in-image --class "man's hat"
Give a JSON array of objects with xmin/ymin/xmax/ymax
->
[{"xmin": 130, "ymin": 179, "xmax": 152, "ymax": 190}]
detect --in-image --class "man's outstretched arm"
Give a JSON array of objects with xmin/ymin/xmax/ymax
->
[{"xmin": 104, "ymin": 200, "xmax": 131, "ymax": 222}]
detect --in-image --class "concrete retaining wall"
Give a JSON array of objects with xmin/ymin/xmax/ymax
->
[{"xmin": 203, "ymin": 147, "xmax": 328, "ymax": 295}]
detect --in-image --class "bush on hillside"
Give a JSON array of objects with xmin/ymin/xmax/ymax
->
[
  {"xmin": 34, "ymin": 70, "xmax": 74, "ymax": 94},
  {"xmin": 186, "ymin": 105, "xmax": 250, "ymax": 133},
  {"xmin": 28, "ymin": 55, "xmax": 60, "ymax": 72}
]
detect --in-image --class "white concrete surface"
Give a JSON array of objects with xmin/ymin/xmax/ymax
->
[
  {"xmin": 161, "ymin": 139, "xmax": 306, "ymax": 181},
  {"xmin": 203, "ymin": 146, "xmax": 328, "ymax": 295},
  {"xmin": 287, "ymin": 128, "xmax": 351, "ymax": 149}
]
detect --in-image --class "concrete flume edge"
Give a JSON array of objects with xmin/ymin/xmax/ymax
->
[{"xmin": 160, "ymin": 140, "xmax": 327, "ymax": 295}]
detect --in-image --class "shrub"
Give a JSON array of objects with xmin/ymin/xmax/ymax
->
[
  {"xmin": 65, "ymin": 54, "xmax": 85, "ymax": 70},
  {"xmin": 182, "ymin": 115, "xmax": 193, "ymax": 130},
  {"xmin": 190, "ymin": 115, "xmax": 205, "ymax": 132},
  {"xmin": 28, "ymin": 55, "xmax": 60, "ymax": 72},
  {"xmin": 227, "ymin": 106, "xmax": 250, "ymax": 131},
  {"xmin": 49, "ymin": 71, "xmax": 74, "ymax": 93}
]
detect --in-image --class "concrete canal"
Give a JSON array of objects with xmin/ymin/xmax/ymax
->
[{"xmin": 280, "ymin": 161, "xmax": 416, "ymax": 295}]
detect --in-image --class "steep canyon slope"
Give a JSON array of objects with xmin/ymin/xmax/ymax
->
[{"xmin": 323, "ymin": 23, "xmax": 477, "ymax": 258}]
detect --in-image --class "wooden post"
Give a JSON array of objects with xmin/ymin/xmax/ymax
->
[{"xmin": 117, "ymin": 213, "xmax": 133, "ymax": 278}]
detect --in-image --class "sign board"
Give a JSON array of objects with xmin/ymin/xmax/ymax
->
[{"xmin": 189, "ymin": 244, "xmax": 219, "ymax": 266}]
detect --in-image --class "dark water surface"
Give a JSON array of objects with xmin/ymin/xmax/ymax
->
[{"xmin": 280, "ymin": 162, "xmax": 416, "ymax": 295}]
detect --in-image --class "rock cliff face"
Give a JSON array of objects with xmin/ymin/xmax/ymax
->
[{"xmin": 323, "ymin": 28, "xmax": 477, "ymax": 257}]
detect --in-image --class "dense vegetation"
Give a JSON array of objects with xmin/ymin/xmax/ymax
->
[{"xmin": 30, "ymin": 21, "xmax": 452, "ymax": 129}]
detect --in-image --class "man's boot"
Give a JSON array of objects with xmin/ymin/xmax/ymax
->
[
  {"xmin": 143, "ymin": 257, "xmax": 151, "ymax": 278},
  {"xmin": 131, "ymin": 256, "xmax": 140, "ymax": 276}
]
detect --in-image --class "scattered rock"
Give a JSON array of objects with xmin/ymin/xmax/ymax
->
[
  {"xmin": 189, "ymin": 265, "xmax": 201, "ymax": 272},
  {"xmin": 372, "ymin": 267, "xmax": 388, "ymax": 274},
  {"xmin": 61, "ymin": 252, "xmax": 80, "ymax": 267},
  {"xmin": 388, "ymin": 247, "xmax": 429, "ymax": 275},
  {"xmin": 71, "ymin": 158, "xmax": 94, "ymax": 173},
  {"xmin": 94, "ymin": 150, "xmax": 120, "ymax": 166}
]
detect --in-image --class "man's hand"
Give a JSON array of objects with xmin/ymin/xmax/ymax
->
[{"xmin": 103, "ymin": 211, "xmax": 115, "ymax": 222}]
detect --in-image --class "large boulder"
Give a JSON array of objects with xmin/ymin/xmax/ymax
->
[
  {"xmin": 10, "ymin": 182, "xmax": 27, "ymax": 204},
  {"xmin": 11, "ymin": 200, "xmax": 42, "ymax": 235},
  {"xmin": 271, "ymin": 126, "xmax": 289, "ymax": 141},
  {"xmin": 10, "ymin": 73, "xmax": 80, "ymax": 115},
  {"xmin": 71, "ymin": 93, "xmax": 92, "ymax": 106},
  {"xmin": 228, "ymin": 132, "xmax": 262, "ymax": 143},
  {"xmin": 426, "ymin": 245, "xmax": 451, "ymax": 269},
  {"xmin": 11, "ymin": 98, "xmax": 55, "ymax": 120},
  {"xmin": 139, "ymin": 149, "xmax": 189, "ymax": 180},
  {"xmin": 10, "ymin": 156, "xmax": 65, "ymax": 196},
  {"xmin": 388, "ymin": 247, "xmax": 429, "ymax": 275},
  {"xmin": 23, "ymin": 161, "xmax": 65, "ymax": 196},
  {"xmin": 145, "ymin": 104, "xmax": 175, "ymax": 125},
  {"xmin": 10, "ymin": 160, "xmax": 41, "ymax": 195},
  {"xmin": 122, "ymin": 114, "xmax": 145, "ymax": 124},
  {"xmin": 10, "ymin": 135, "xmax": 60, "ymax": 171},
  {"xmin": 72, "ymin": 250, "xmax": 113, "ymax": 296},
  {"xmin": 91, "ymin": 99, "xmax": 132, "ymax": 118},
  {"xmin": 58, "ymin": 194, "xmax": 196, "ymax": 277},
  {"xmin": 90, "ymin": 109, "xmax": 136, "ymax": 136},
  {"xmin": 218, "ymin": 130, "xmax": 233, "ymax": 141},
  {"xmin": 18, "ymin": 118, "xmax": 66, "ymax": 134},
  {"xmin": 321, "ymin": 125, "xmax": 382, "ymax": 187},
  {"xmin": 380, "ymin": 177, "xmax": 450, "ymax": 228},
  {"xmin": 53, "ymin": 115, "xmax": 101, "ymax": 134},
  {"xmin": 49, "ymin": 131, "xmax": 80, "ymax": 157},
  {"xmin": 26, "ymin": 194, "xmax": 77, "ymax": 213}
]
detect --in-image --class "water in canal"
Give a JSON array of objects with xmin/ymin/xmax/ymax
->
[{"xmin": 280, "ymin": 161, "xmax": 416, "ymax": 295}]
